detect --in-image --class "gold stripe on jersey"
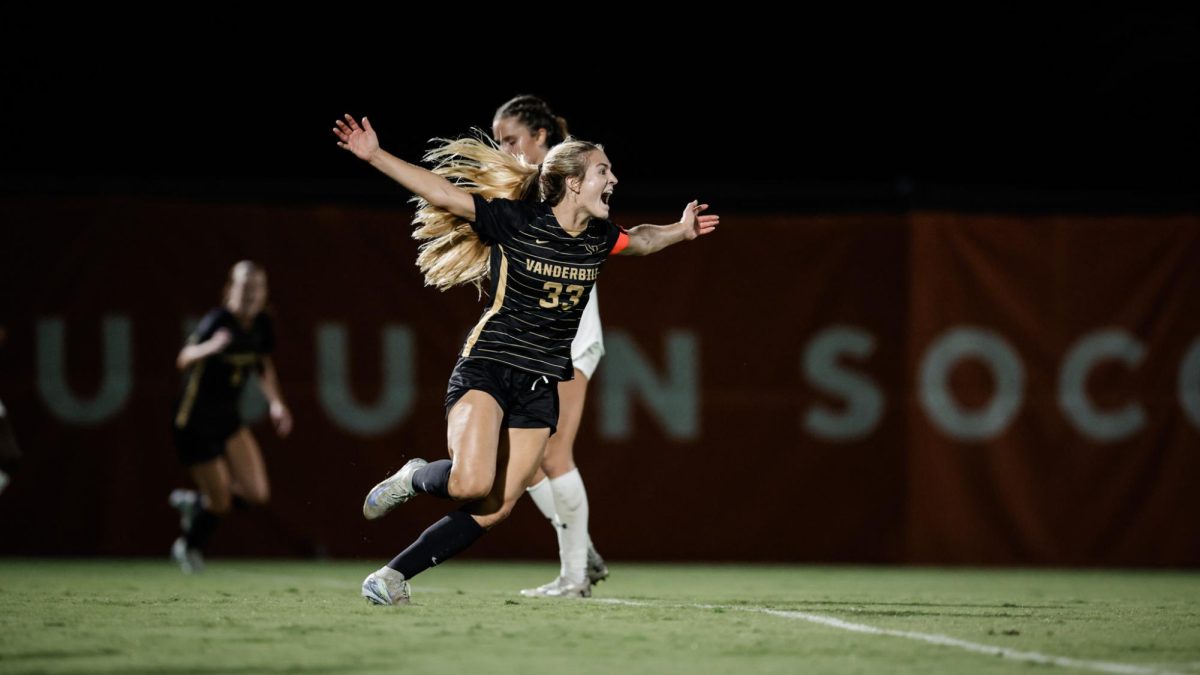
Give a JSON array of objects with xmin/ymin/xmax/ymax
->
[
  {"xmin": 462, "ymin": 248, "xmax": 510, "ymax": 356},
  {"xmin": 174, "ymin": 360, "xmax": 206, "ymax": 429}
]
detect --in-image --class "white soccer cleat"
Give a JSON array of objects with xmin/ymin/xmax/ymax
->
[
  {"xmin": 170, "ymin": 536, "xmax": 205, "ymax": 574},
  {"xmin": 586, "ymin": 544, "xmax": 610, "ymax": 585},
  {"xmin": 361, "ymin": 568, "xmax": 410, "ymax": 606},
  {"xmin": 362, "ymin": 458, "xmax": 428, "ymax": 520},
  {"xmin": 168, "ymin": 488, "xmax": 201, "ymax": 533},
  {"xmin": 519, "ymin": 576, "xmax": 592, "ymax": 599}
]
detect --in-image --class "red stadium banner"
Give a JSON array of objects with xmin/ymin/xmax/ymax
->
[{"xmin": 1, "ymin": 196, "xmax": 1197, "ymax": 565}]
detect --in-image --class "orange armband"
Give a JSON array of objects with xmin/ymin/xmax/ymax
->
[{"xmin": 610, "ymin": 232, "xmax": 630, "ymax": 256}]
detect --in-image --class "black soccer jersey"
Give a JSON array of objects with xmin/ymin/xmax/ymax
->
[
  {"xmin": 463, "ymin": 194, "xmax": 622, "ymax": 380},
  {"xmin": 174, "ymin": 308, "xmax": 275, "ymax": 438}
]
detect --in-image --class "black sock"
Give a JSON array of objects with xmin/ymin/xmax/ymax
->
[
  {"xmin": 186, "ymin": 508, "xmax": 220, "ymax": 551},
  {"xmin": 412, "ymin": 459, "xmax": 454, "ymax": 499},
  {"xmin": 386, "ymin": 510, "xmax": 485, "ymax": 580}
]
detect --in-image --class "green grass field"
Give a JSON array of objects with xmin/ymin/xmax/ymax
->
[{"xmin": 1, "ymin": 559, "xmax": 1198, "ymax": 674}]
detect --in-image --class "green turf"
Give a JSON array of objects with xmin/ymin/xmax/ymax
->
[{"xmin": 1, "ymin": 559, "xmax": 1198, "ymax": 674}]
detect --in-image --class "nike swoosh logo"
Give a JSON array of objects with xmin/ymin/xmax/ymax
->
[{"xmin": 535, "ymin": 239, "xmax": 549, "ymax": 244}]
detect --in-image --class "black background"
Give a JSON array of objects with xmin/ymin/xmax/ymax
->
[{"xmin": 2, "ymin": 11, "xmax": 1196, "ymax": 210}]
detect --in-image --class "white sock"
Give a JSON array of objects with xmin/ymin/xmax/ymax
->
[
  {"xmin": 550, "ymin": 469, "xmax": 590, "ymax": 585},
  {"xmin": 526, "ymin": 477, "xmax": 561, "ymax": 528},
  {"xmin": 374, "ymin": 566, "xmax": 407, "ymax": 596},
  {"xmin": 376, "ymin": 566, "xmax": 405, "ymax": 583}
]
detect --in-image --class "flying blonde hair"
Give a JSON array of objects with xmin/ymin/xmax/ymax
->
[
  {"xmin": 412, "ymin": 132, "xmax": 601, "ymax": 293},
  {"xmin": 412, "ymin": 133, "xmax": 536, "ymax": 292}
]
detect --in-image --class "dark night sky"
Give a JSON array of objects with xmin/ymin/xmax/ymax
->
[{"xmin": 2, "ymin": 13, "xmax": 1197, "ymax": 209}]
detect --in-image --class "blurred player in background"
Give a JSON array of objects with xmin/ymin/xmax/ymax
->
[{"xmin": 168, "ymin": 261, "xmax": 293, "ymax": 573}]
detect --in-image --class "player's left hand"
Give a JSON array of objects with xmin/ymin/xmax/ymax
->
[
  {"xmin": 681, "ymin": 200, "xmax": 719, "ymax": 240},
  {"xmin": 270, "ymin": 401, "xmax": 293, "ymax": 438}
]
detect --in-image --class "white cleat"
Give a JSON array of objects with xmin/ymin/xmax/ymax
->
[
  {"xmin": 362, "ymin": 568, "xmax": 411, "ymax": 605},
  {"xmin": 362, "ymin": 458, "xmax": 428, "ymax": 520},
  {"xmin": 586, "ymin": 544, "xmax": 610, "ymax": 585},
  {"xmin": 168, "ymin": 488, "xmax": 201, "ymax": 533},
  {"xmin": 519, "ymin": 576, "xmax": 592, "ymax": 599},
  {"xmin": 170, "ymin": 536, "xmax": 205, "ymax": 574}
]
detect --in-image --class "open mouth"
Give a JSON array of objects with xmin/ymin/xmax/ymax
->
[{"xmin": 601, "ymin": 189, "xmax": 614, "ymax": 205}]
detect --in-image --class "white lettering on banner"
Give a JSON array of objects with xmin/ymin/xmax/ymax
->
[
  {"xmin": 317, "ymin": 323, "xmax": 415, "ymax": 437},
  {"xmin": 599, "ymin": 330, "xmax": 698, "ymax": 441},
  {"xmin": 1180, "ymin": 338, "xmax": 1200, "ymax": 431},
  {"xmin": 25, "ymin": 316, "xmax": 1200, "ymax": 443},
  {"xmin": 919, "ymin": 327, "xmax": 1025, "ymax": 442},
  {"xmin": 36, "ymin": 316, "xmax": 133, "ymax": 425},
  {"xmin": 802, "ymin": 326, "xmax": 884, "ymax": 441},
  {"xmin": 1059, "ymin": 329, "xmax": 1146, "ymax": 442}
]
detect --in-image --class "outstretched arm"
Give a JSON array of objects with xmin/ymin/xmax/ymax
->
[
  {"xmin": 618, "ymin": 200, "xmax": 719, "ymax": 256},
  {"xmin": 176, "ymin": 328, "xmax": 231, "ymax": 371},
  {"xmin": 333, "ymin": 114, "xmax": 475, "ymax": 221}
]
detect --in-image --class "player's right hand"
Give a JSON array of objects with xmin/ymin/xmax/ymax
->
[{"xmin": 333, "ymin": 114, "xmax": 379, "ymax": 161}]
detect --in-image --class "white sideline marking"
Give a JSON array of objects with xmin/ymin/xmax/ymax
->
[
  {"xmin": 199, "ymin": 569, "xmax": 1192, "ymax": 674},
  {"xmin": 597, "ymin": 598, "xmax": 1188, "ymax": 675}
]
